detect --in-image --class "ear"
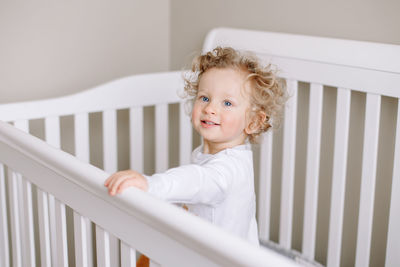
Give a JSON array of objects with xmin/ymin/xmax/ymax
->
[{"xmin": 245, "ymin": 110, "xmax": 267, "ymax": 135}]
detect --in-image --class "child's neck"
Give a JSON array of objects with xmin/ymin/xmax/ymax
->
[{"xmin": 202, "ymin": 139, "xmax": 246, "ymax": 154}]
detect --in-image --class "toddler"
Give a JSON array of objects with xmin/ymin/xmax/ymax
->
[{"xmin": 104, "ymin": 47, "xmax": 287, "ymax": 246}]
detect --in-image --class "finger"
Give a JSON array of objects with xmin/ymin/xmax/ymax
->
[
  {"xmin": 108, "ymin": 176, "xmax": 128, "ymax": 195},
  {"xmin": 107, "ymin": 171, "xmax": 131, "ymax": 191},
  {"xmin": 109, "ymin": 174, "xmax": 137, "ymax": 195},
  {"xmin": 118, "ymin": 174, "xmax": 147, "ymax": 192},
  {"xmin": 104, "ymin": 172, "xmax": 122, "ymax": 186},
  {"xmin": 116, "ymin": 179, "xmax": 137, "ymax": 194}
]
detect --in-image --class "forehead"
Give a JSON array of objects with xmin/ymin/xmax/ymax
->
[{"xmin": 198, "ymin": 68, "xmax": 252, "ymax": 98}]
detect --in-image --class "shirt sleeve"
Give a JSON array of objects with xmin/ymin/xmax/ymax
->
[{"xmin": 144, "ymin": 158, "xmax": 234, "ymax": 206}]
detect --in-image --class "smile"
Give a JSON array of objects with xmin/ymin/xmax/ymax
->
[{"xmin": 201, "ymin": 120, "xmax": 220, "ymax": 127}]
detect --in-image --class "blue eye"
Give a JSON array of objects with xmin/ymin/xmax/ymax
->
[
  {"xmin": 201, "ymin": 96, "xmax": 209, "ymax": 102},
  {"xmin": 224, "ymin": 101, "xmax": 232, "ymax": 107}
]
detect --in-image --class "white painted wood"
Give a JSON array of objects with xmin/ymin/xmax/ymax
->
[
  {"xmin": 385, "ymin": 99, "xmax": 400, "ymax": 267},
  {"xmin": 45, "ymin": 117, "xmax": 60, "ymax": 266},
  {"xmin": 21, "ymin": 176, "xmax": 36, "ymax": 267},
  {"xmin": 302, "ymin": 83, "xmax": 324, "ymax": 259},
  {"xmin": 74, "ymin": 113, "xmax": 90, "ymax": 163},
  {"xmin": 45, "ymin": 116, "xmax": 61, "ymax": 149},
  {"xmin": 13, "ymin": 120, "xmax": 36, "ymax": 266},
  {"xmin": 0, "ymin": 72, "xmax": 184, "ymax": 122},
  {"xmin": 37, "ymin": 188, "xmax": 52, "ymax": 267},
  {"xmin": 45, "ymin": 116, "xmax": 70, "ymax": 266},
  {"xmin": 96, "ymin": 226, "xmax": 111, "ymax": 267},
  {"xmin": 74, "ymin": 112, "xmax": 94, "ymax": 267},
  {"xmin": 55, "ymin": 198, "xmax": 69, "ymax": 267},
  {"xmin": 121, "ymin": 242, "xmax": 136, "ymax": 267},
  {"xmin": 8, "ymin": 170, "xmax": 23, "ymax": 267},
  {"xmin": 355, "ymin": 93, "xmax": 381, "ymax": 267},
  {"xmin": 327, "ymin": 88, "xmax": 351, "ymax": 267},
  {"xmin": 155, "ymin": 104, "xmax": 169, "ymax": 172},
  {"xmin": 258, "ymin": 130, "xmax": 273, "ymax": 241},
  {"xmin": 74, "ymin": 211, "xmax": 89, "ymax": 267},
  {"xmin": 203, "ymin": 28, "xmax": 400, "ymax": 75},
  {"xmin": 266, "ymin": 56, "xmax": 400, "ymax": 98},
  {"xmin": 280, "ymin": 80, "xmax": 298, "ymax": 249},
  {"xmin": 179, "ymin": 101, "xmax": 192, "ymax": 165},
  {"xmin": 0, "ymin": 120, "xmax": 301, "ymax": 267},
  {"xmin": 0, "ymin": 163, "xmax": 10, "ymax": 267},
  {"xmin": 102, "ymin": 109, "xmax": 120, "ymax": 267},
  {"xmin": 129, "ymin": 107, "xmax": 144, "ymax": 173},
  {"xmin": 103, "ymin": 109, "xmax": 118, "ymax": 174}
]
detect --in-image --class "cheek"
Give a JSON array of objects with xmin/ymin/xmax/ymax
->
[
  {"xmin": 221, "ymin": 111, "xmax": 246, "ymax": 131},
  {"xmin": 191, "ymin": 104, "xmax": 200, "ymax": 122}
]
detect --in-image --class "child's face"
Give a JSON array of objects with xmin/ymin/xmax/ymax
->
[{"xmin": 192, "ymin": 67, "xmax": 253, "ymax": 153}]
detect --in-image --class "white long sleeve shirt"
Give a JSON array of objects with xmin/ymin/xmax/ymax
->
[{"xmin": 144, "ymin": 144, "xmax": 259, "ymax": 246}]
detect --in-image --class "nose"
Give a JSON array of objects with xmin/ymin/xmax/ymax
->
[{"xmin": 203, "ymin": 102, "xmax": 216, "ymax": 114}]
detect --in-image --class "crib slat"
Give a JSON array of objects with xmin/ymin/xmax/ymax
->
[
  {"xmin": 130, "ymin": 107, "xmax": 144, "ymax": 173},
  {"xmin": 74, "ymin": 112, "xmax": 94, "ymax": 267},
  {"xmin": 302, "ymin": 83, "xmax": 324, "ymax": 259},
  {"xmin": 75, "ymin": 113, "xmax": 90, "ymax": 163},
  {"xmin": 258, "ymin": 130, "xmax": 273, "ymax": 241},
  {"xmin": 355, "ymin": 93, "xmax": 381, "ymax": 267},
  {"xmin": 96, "ymin": 226, "xmax": 111, "ymax": 267},
  {"xmin": 55, "ymin": 198, "xmax": 68, "ymax": 267},
  {"xmin": 385, "ymin": 99, "xmax": 400, "ymax": 267},
  {"xmin": 179, "ymin": 102, "xmax": 192, "ymax": 165},
  {"xmin": 155, "ymin": 104, "xmax": 169, "ymax": 172},
  {"xmin": 74, "ymin": 211, "xmax": 91, "ymax": 267},
  {"xmin": 14, "ymin": 120, "xmax": 36, "ymax": 266},
  {"xmin": 280, "ymin": 80, "xmax": 298, "ymax": 249},
  {"xmin": 103, "ymin": 110, "xmax": 118, "ymax": 173},
  {"xmin": 37, "ymin": 189, "xmax": 52, "ymax": 267},
  {"xmin": 121, "ymin": 242, "xmax": 136, "ymax": 267},
  {"xmin": 102, "ymin": 109, "xmax": 120, "ymax": 266},
  {"xmin": 0, "ymin": 164, "xmax": 10, "ymax": 267},
  {"xmin": 21, "ymin": 176, "xmax": 36, "ymax": 267},
  {"xmin": 45, "ymin": 116, "xmax": 60, "ymax": 266},
  {"xmin": 45, "ymin": 116, "xmax": 61, "ymax": 149},
  {"xmin": 327, "ymin": 88, "xmax": 351, "ymax": 267},
  {"xmin": 8, "ymin": 170, "xmax": 23, "ymax": 267},
  {"xmin": 45, "ymin": 116, "xmax": 69, "ymax": 266}
]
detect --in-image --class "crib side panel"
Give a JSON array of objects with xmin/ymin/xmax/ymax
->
[{"xmin": 0, "ymin": 121, "xmax": 300, "ymax": 267}]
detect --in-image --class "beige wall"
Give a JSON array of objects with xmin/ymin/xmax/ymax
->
[{"xmin": 0, "ymin": 1, "xmax": 170, "ymax": 104}]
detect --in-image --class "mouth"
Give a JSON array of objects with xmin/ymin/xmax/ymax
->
[{"xmin": 201, "ymin": 120, "xmax": 220, "ymax": 127}]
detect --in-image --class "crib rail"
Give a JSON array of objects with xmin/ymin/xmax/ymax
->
[
  {"xmin": 0, "ymin": 71, "xmax": 184, "ymax": 122},
  {"xmin": 0, "ymin": 121, "xmax": 299, "ymax": 267}
]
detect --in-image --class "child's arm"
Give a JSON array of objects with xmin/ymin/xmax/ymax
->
[{"xmin": 104, "ymin": 170, "xmax": 148, "ymax": 196}]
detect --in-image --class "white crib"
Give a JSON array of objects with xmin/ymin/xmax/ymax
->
[{"xmin": 0, "ymin": 28, "xmax": 399, "ymax": 267}]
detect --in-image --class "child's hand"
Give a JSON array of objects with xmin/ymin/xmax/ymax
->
[{"xmin": 104, "ymin": 170, "xmax": 148, "ymax": 196}]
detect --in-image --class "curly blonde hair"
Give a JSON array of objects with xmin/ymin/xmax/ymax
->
[{"xmin": 183, "ymin": 46, "xmax": 287, "ymax": 143}]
